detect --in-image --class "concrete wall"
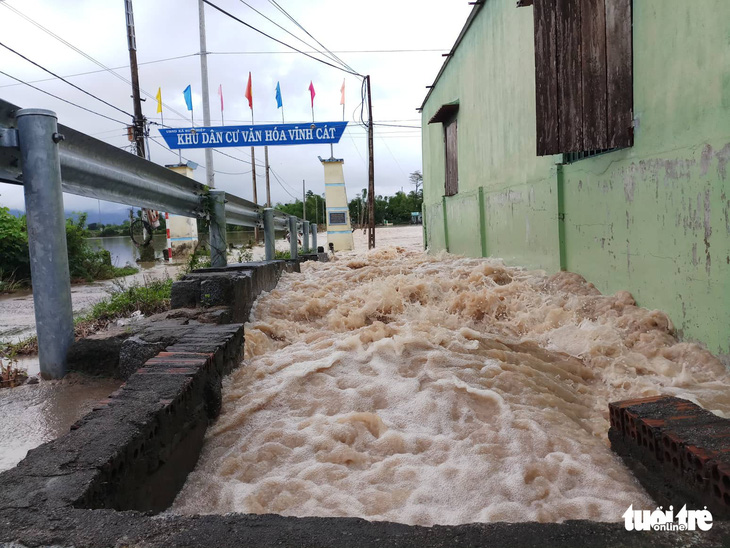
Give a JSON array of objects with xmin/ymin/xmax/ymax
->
[{"xmin": 422, "ymin": 0, "xmax": 730, "ymax": 355}]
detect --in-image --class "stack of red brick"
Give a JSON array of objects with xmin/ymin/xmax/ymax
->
[{"xmin": 609, "ymin": 395, "xmax": 730, "ymax": 518}]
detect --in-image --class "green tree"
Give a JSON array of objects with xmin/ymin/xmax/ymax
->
[{"xmin": 0, "ymin": 206, "xmax": 30, "ymax": 281}]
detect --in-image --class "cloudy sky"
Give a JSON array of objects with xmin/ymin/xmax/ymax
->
[{"xmin": 0, "ymin": 0, "xmax": 472, "ymax": 219}]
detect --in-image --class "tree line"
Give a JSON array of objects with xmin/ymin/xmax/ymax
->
[{"xmin": 275, "ymin": 170, "xmax": 423, "ymax": 227}]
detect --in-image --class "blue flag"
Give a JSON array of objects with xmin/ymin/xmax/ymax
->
[
  {"xmin": 275, "ymin": 81, "xmax": 283, "ymax": 109},
  {"xmin": 183, "ymin": 85, "xmax": 193, "ymax": 111}
]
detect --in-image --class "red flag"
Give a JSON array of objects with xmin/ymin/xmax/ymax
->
[
  {"xmin": 218, "ymin": 84, "xmax": 224, "ymax": 111},
  {"xmin": 245, "ymin": 72, "xmax": 253, "ymax": 109},
  {"xmin": 340, "ymin": 79, "xmax": 345, "ymax": 106},
  {"xmin": 308, "ymin": 81, "xmax": 316, "ymax": 108}
]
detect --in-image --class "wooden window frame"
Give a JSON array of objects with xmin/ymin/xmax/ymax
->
[
  {"xmin": 429, "ymin": 102, "xmax": 460, "ymax": 197},
  {"xmin": 528, "ymin": 0, "xmax": 634, "ymax": 156},
  {"xmin": 444, "ymin": 117, "xmax": 459, "ymax": 197}
]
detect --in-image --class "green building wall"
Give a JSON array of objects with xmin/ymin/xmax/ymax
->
[{"xmin": 421, "ymin": 0, "xmax": 730, "ymax": 356}]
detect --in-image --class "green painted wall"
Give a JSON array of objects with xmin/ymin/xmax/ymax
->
[{"xmin": 422, "ymin": 0, "xmax": 730, "ymax": 356}]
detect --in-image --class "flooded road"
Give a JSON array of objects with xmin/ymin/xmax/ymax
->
[
  {"xmin": 172, "ymin": 229, "xmax": 730, "ymax": 525},
  {"xmin": 0, "ymin": 227, "xmax": 419, "ymax": 473},
  {"xmin": 0, "ymin": 375, "xmax": 122, "ymax": 472},
  {"xmin": 0, "ymin": 262, "xmax": 181, "ymax": 346}
]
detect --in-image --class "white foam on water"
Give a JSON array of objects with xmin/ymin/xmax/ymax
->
[{"xmin": 170, "ymin": 248, "xmax": 730, "ymax": 525}]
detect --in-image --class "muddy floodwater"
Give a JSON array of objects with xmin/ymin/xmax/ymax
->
[
  {"xmin": 0, "ymin": 376, "xmax": 122, "ymax": 472},
  {"xmin": 172, "ymin": 234, "xmax": 730, "ymax": 525}
]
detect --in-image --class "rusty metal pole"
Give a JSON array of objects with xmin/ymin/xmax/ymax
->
[
  {"xmin": 264, "ymin": 145, "xmax": 271, "ymax": 207},
  {"xmin": 366, "ymin": 75, "xmax": 375, "ymax": 249},
  {"xmin": 124, "ymin": 0, "xmax": 145, "ymax": 159},
  {"xmin": 250, "ymin": 147, "xmax": 259, "ymax": 241}
]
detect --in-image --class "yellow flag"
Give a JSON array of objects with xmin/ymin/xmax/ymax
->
[{"xmin": 156, "ymin": 87, "xmax": 163, "ymax": 114}]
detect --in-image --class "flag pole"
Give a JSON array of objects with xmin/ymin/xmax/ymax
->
[
  {"xmin": 250, "ymin": 105, "xmax": 259, "ymax": 240},
  {"xmin": 220, "ymin": 85, "xmax": 225, "ymax": 125}
]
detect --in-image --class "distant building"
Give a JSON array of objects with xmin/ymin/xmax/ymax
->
[{"xmin": 421, "ymin": 0, "xmax": 730, "ymax": 355}]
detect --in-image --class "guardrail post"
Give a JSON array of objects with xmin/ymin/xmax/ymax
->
[
  {"xmin": 16, "ymin": 108, "xmax": 74, "ymax": 379},
  {"xmin": 263, "ymin": 208, "xmax": 275, "ymax": 261},
  {"xmin": 288, "ymin": 216, "xmax": 298, "ymax": 259},
  {"xmin": 208, "ymin": 190, "xmax": 227, "ymax": 267},
  {"xmin": 311, "ymin": 223, "xmax": 318, "ymax": 252},
  {"xmin": 302, "ymin": 221, "xmax": 310, "ymax": 253}
]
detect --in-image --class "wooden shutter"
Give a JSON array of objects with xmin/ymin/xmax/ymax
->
[
  {"xmin": 532, "ymin": 0, "xmax": 633, "ymax": 155},
  {"xmin": 445, "ymin": 119, "xmax": 458, "ymax": 196}
]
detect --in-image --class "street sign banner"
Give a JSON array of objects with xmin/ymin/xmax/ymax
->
[{"xmin": 158, "ymin": 121, "xmax": 348, "ymax": 150}]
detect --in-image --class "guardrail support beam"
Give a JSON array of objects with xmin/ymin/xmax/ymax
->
[
  {"xmin": 208, "ymin": 190, "xmax": 227, "ymax": 267},
  {"xmin": 311, "ymin": 223, "xmax": 318, "ymax": 252},
  {"xmin": 288, "ymin": 216, "xmax": 298, "ymax": 259},
  {"xmin": 263, "ymin": 208, "xmax": 275, "ymax": 261},
  {"xmin": 302, "ymin": 221, "xmax": 310, "ymax": 253},
  {"xmin": 17, "ymin": 109, "xmax": 74, "ymax": 379}
]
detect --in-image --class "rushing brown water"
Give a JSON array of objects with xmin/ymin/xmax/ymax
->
[{"xmin": 171, "ymin": 246, "xmax": 730, "ymax": 525}]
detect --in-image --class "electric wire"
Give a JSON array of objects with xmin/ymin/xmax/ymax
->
[
  {"xmin": 0, "ymin": 3, "xmax": 191, "ymax": 121},
  {"xmin": 266, "ymin": 0, "xmax": 356, "ymax": 73},
  {"xmin": 201, "ymin": 0, "xmax": 363, "ymax": 77},
  {"xmin": 0, "ymin": 68, "xmax": 129, "ymax": 125},
  {"xmin": 269, "ymin": 167, "xmax": 298, "ymax": 200},
  {"xmin": 237, "ymin": 0, "xmax": 346, "ymax": 68},
  {"xmin": 0, "ymin": 53, "xmax": 199, "ymax": 90},
  {"xmin": 0, "ymin": 40, "xmax": 134, "ymax": 120},
  {"xmin": 207, "ymin": 49, "xmax": 448, "ymax": 55}
]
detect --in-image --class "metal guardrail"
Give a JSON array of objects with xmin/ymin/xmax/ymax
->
[{"xmin": 0, "ymin": 98, "xmax": 318, "ymax": 378}]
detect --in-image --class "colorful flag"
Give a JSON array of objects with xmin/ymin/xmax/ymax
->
[
  {"xmin": 218, "ymin": 84, "xmax": 224, "ymax": 112},
  {"xmin": 156, "ymin": 87, "xmax": 163, "ymax": 114},
  {"xmin": 245, "ymin": 72, "xmax": 253, "ymax": 110},
  {"xmin": 340, "ymin": 79, "xmax": 345, "ymax": 106},
  {"xmin": 275, "ymin": 81, "xmax": 283, "ymax": 109},
  {"xmin": 309, "ymin": 81, "xmax": 316, "ymax": 107},
  {"xmin": 183, "ymin": 85, "xmax": 192, "ymax": 111}
]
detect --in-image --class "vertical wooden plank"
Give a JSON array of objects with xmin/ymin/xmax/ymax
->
[
  {"xmin": 445, "ymin": 120, "xmax": 458, "ymax": 196},
  {"xmin": 606, "ymin": 0, "xmax": 633, "ymax": 148},
  {"xmin": 556, "ymin": 0, "xmax": 582, "ymax": 152},
  {"xmin": 581, "ymin": 0, "xmax": 608, "ymax": 150},
  {"xmin": 533, "ymin": 0, "xmax": 560, "ymax": 156}
]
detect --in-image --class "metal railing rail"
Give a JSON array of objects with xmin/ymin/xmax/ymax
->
[{"xmin": 0, "ymin": 99, "xmax": 319, "ymax": 378}]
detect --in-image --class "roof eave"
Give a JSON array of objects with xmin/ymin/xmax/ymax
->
[{"xmin": 419, "ymin": 2, "xmax": 485, "ymax": 112}]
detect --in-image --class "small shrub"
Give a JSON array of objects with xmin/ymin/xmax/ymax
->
[
  {"xmin": 234, "ymin": 247, "xmax": 253, "ymax": 263},
  {"xmin": 87, "ymin": 278, "xmax": 173, "ymax": 322}
]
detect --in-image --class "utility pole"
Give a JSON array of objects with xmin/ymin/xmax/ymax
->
[
  {"xmin": 302, "ymin": 179, "xmax": 306, "ymax": 221},
  {"xmin": 198, "ymin": 0, "xmax": 215, "ymax": 187},
  {"xmin": 366, "ymin": 75, "xmax": 375, "ymax": 249},
  {"xmin": 124, "ymin": 0, "xmax": 145, "ymax": 159},
  {"xmin": 265, "ymin": 146, "xmax": 271, "ymax": 207}
]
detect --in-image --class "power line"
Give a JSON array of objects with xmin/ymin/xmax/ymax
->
[
  {"xmin": 202, "ymin": 0, "xmax": 363, "ymax": 77},
  {"xmin": 209, "ymin": 48, "xmax": 449, "ymax": 55},
  {"xmin": 269, "ymin": 167, "xmax": 298, "ymax": 200},
  {"xmin": 0, "ymin": 68, "xmax": 128, "ymax": 125},
  {"xmin": 0, "ymin": 3, "xmax": 191, "ymax": 122},
  {"xmin": 373, "ymin": 123, "xmax": 421, "ymax": 129},
  {"xmin": 0, "ymin": 53, "xmax": 198, "ymax": 90},
  {"xmin": 0, "ymin": 40, "xmax": 134, "ymax": 120},
  {"xmin": 237, "ymin": 0, "xmax": 345, "ymax": 69},
  {"xmin": 267, "ymin": 0, "xmax": 356, "ymax": 73}
]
